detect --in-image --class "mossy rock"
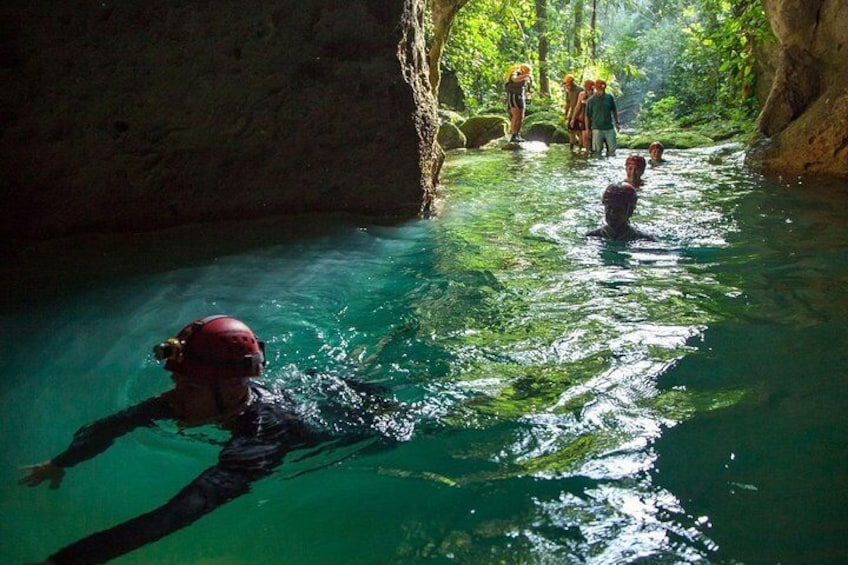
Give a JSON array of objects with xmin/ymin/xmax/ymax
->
[
  {"xmin": 478, "ymin": 104, "xmax": 507, "ymax": 116},
  {"xmin": 525, "ymin": 123, "xmax": 557, "ymax": 144},
  {"xmin": 438, "ymin": 108, "xmax": 465, "ymax": 126},
  {"xmin": 524, "ymin": 110, "xmax": 563, "ymax": 127},
  {"xmin": 619, "ymin": 128, "xmax": 715, "ymax": 149},
  {"xmin": 550, "ymin": 127, "xmax": 571, "ymax": 144},
  {"xmin": 438, "ymin": 121, "xmax": 467, "ymax": 150},
  {"xmin": 459, "ymin": 115, "xmax": 508, "ymax": 148}
]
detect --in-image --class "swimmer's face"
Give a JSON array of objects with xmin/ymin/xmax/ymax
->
[
  {"xmin": 604, "ymin": 202, "xmax": 633, "ymax": 230},
  {"xmin": 650, "ymin": 146, "xmax": 664, "ymax": 160},
  {"xmin": 625, "ymin": 162, "xmax": 642, "ymax": 180},
  {"xmin": 169, "ymin": 373, "xmax": 250, "ymax": 427}
]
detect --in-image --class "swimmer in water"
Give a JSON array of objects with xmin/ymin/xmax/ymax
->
[
  {"xmin": 19, "ymin": 315, "xmax": 395, "ymax": 564},
  {"xmin": 649, "ymin": 141, "xmax": 667, "ymax": 166},
  {"xmin": 586, "ymin": 182, "xmax": 655, "ymax": 241},
  {"xmin": 625, "ymin": 154, "xmax": 647, "ymax": 188}
]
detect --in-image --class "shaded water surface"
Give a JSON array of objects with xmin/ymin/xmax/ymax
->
[{"xmin": 1, "ymin": 144, "xmax": 846, "ymax": 564}]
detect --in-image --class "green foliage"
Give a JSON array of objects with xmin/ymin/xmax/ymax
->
[
  {"xmin": 634, "ymin": 93, "xmax": 680, "ymax": 129},
  {"xmin": 440, "ymin": 0, "xmax": 773, "ymax": 130},
  {"xmin": 444, "ymin": 0, "xmax": 538, "ymax": 112}
]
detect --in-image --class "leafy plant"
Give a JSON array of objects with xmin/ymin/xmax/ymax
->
[{"xmin": 438, "ymin": 0, "xmax": 773, "ymax": 130}]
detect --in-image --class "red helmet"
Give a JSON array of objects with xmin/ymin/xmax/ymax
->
[{"xmin": 154, "ymin": 315, "xmax": 266, "ymax": 378}]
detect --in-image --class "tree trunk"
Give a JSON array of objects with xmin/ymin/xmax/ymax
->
[
  {"xmin": 536, "ymin": 0, "xmax": 550, "ymax": 96},
  {"xmin": 590, "ymin": 0, "xmax": 597, "ymax": 62},
  {"xmin": 427, "ymin": 0, "xmax": 470, "ymax": 96},
  {"xmin": 573, "ymin": 0, "xmax": 583, "ymax": 56}
]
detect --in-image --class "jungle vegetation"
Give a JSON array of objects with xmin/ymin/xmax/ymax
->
[{"xmin": 428, "ymin": 0, "xmax": 774, "ymax": 138}]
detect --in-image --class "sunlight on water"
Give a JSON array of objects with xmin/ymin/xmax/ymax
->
[{"xmin": 1, "ymin": 144, "xmax": 847, "ymax": 564}]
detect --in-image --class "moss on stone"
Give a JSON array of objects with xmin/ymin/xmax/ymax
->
[
  {"xmin": 459, "ymin": 115, "xmax": 509, "ymax": 148},
  {"xmin": 438, "ymin": 121, "xmax": 467, "ymax": 150},
  {"xmin": 619, "ymin": 129, "xmax": 715, "ymax": 149}
]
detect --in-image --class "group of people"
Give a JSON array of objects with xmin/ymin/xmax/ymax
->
[
  {"xmin": 505, "ymin": 64, "xmax": 622, "ymax": 156},
  {"xmin": 503, "ymin": 63, "xmax": 670, "ymax": 242},
  {"xmin": 586, "ymin": 143, "xmax": 667, "ymax": 241},
  {"xmin": 19, "ymin": 67, "xmax": 672, "ymax": 561},
  {"xmin": 562, "ymin": 75, "xmax": 621, "ymax": 157}
]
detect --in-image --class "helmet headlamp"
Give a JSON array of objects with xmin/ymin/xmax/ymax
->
[{"xmin": 153, "ymin": 337, "xmax": 183, "ymax": 362}]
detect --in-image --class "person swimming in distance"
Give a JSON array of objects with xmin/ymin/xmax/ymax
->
[
  {"xmin": 625, "ymin": 154, "xmax": 647, "ymax": 188},
  {"xmin": 586, "ymin": 182, "xmax": 655, "ymax": 241},
  {"xmin": 649, "ymin": 141, "xmax": 667, "ymax": 166}
]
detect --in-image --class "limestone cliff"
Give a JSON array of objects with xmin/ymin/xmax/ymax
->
[
  {"xmin": 0, "ymin": 1, "xmax": 441, "ymax": 239},
  {"xmin": 749, "ymin": 0, "xmax": 848, "ymax": 177}
]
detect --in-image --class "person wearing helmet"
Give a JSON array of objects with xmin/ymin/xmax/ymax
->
[
  {"xmin": 586, "ymin": 182, "xmax": 655, "ymax": 241},
  {"xmin": 649, "ymin": 141, "xmax": 667, "ymax": 165},
  {"xmin": 18, "ymin": 315, "xmax": 391, "ymax": 564},
  {"xmin": 624, "ymin": 154, "xmax": 647, "ymax": 188},
  {"xmin": 505, "ymin": 63, "xmax": 533, "ymax": 142},
  {"xmin": 561, "ymin": 74, "xmax": 583, "ymax": 150},
  {"xmin": 585, "ymin": 79, "xmax": 620, "ymax": 157}
]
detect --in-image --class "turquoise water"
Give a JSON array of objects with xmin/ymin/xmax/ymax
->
[{"xmin": 1, "ymin": 144, "xmax": 846, "ymax": 564}]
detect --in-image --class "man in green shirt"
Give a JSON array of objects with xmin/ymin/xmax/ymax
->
[{"xmin": 585, "ymin": 79, "xmax": 621, "ymax": 157}]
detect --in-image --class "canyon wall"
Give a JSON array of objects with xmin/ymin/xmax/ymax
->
[
  {"xmin": 0, "ymin": 1, "xmax": 441, "ymax": 239},
  {"xmin": 749, "ymin": 0, "xmax": 848, "ymax": 177}
]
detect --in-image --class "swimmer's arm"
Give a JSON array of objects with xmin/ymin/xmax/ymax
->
[
  {"xmin": 47, "ymin": 435, "xmax": 289, "ymax": 564},
  {"xmin": 46, "ymin": 463, "xmax": 263, "ymax": 564},
  {"xmin": 20, "ymin": 396, "xmax": 172, "ymax": 487}
]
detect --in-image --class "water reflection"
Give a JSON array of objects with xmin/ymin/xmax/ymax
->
[{"xmin": 418, "ymin": 145, "xmax": 750, "ymax": 561}]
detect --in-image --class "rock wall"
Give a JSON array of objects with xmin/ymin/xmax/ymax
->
[
  {"xmin": 0, "ymin": 1, "xmax": 441, "ymax": 239},
  {"xmin": 748, "ymin": 0, "xmax": 848, "ymax": 177}
]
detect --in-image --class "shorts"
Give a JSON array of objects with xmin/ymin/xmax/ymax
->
[
  {"xmin": 507, "ymin": 93, "xmax": 525, "ymax": 110},
  {"xmin": 570, "ymin": 118, "xmax": 585, "ymax": 131}
]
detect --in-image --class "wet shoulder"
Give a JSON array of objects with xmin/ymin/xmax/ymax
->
[{"xmin": 230, "ymin": 383, "xmax": 314, "ymax": 440}]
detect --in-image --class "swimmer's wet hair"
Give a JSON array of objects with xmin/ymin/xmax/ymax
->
[{"xmin": 602, "ymin": 182, "xmax": 638, "ymax": 205}]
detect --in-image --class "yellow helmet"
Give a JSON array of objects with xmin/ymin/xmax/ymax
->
[{"xmin": 503, "ymin": 64, "xmax": 520, "ymax": 83}]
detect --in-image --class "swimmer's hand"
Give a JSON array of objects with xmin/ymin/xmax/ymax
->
[{"xmin": 18, "ymin": 461, "xmax": 64, "ymax": 489}]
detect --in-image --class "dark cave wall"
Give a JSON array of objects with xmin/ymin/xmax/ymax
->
[{"xmin": 0, "ymin": 1, "xmax": 441, "ymax": 239}]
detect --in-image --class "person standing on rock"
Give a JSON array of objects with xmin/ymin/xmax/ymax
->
[{"xmin": 505, "ymin": 63, "xmax": 533, "ymax": 143}]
